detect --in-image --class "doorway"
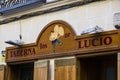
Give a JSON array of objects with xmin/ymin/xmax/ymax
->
[
  {"xmin": 78, "ymin": 54, "xmax": 117, "ymax": 80},
  {"xmin": 19, "ymin": 63, "xmax": 34, "ymax": 80},
  {"xmin": 8, "ymin": 62, "xmax": 34, "ymax": 80}
]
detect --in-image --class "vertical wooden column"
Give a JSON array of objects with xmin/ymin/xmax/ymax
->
[
  {"xmin": 34, "ymin": 60, "xmax": 49, "ymax": 80},
  {"xmin": 55, "ymin": 58, "xmax": 76, "ymax": 80},
  {"xmin": 0, "ymin": 65, "xmax": 4, "ymax": 80},
  {"xmin": 0, "ymin": 65, "xmax": 5, "ymax": 80},
  {"xmin": 6, "ymin": 65, "xmax": 12, "ymax": 80},
  {"xmin": 118, "ymin": 53, "xmax": 120, "ymax": 80}
]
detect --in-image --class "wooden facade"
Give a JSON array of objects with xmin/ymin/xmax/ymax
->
[
  {"xmin": 5, "ymin": 20, "xmax": 120, "ymax": 80},
  {"xmin": 34, "ymin": 60, "xmax": 49, "ymax": 80},
  {"xmin": 6, "ymin": 20, "xmax": 120, "ymax": 62},
  {"xmin": 0, "ymin": 65, "xmax": 5, "ymax": 80},
  {"xmin": 55, "ymin": 58, "xmax": 76, "ymax": 80}
]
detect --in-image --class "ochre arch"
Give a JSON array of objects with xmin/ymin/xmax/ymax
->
[{"xmin": 36, "ymin": 20, "xmax": 76, "ymax": 44}]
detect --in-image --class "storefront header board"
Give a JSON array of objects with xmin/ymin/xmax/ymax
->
[{"xmin": 6, "ymin": 20, "xmax": 120, "ymax": 63}]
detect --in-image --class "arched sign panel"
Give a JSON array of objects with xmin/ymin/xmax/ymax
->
[
  {"xmin": 6, "ymin": 20, "xmax": 120, "ymax": 63},
  {"xmin": 36, "ymin": 20, "xmax": 76, "ymax": 54}
]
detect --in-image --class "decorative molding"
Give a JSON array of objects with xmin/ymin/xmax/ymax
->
[
  {"xmin": 35, "ymin": 60, "xmax": 48, "ymax": 68},
  {"xmin": 55, "ymin": 58, "xmax": 76, "ymax": 66}
]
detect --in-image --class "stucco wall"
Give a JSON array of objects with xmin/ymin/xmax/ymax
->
[{"xmin": 0, "ymin": 0, "xmax": 120, "ymax": 62}]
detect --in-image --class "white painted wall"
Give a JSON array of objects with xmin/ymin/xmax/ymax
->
[{"xmin": 0, "ymin": 0, "xmax": 120, "ymax": 64}]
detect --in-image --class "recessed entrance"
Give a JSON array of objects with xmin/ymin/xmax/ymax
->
[
  {"xmin": 78, "ymin": 54, "xmax": 117, "ymax": 80},
  {"xmin": 8, "ymin": 62, "xmax": 34, "ymax": 80},
  {"xmin": 20, "ymin": 63, "xmax": 34, "ymax": 80}
]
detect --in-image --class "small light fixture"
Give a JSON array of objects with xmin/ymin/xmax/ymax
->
[
  {"xmin": 1, "ymin": 50, "xmax": 6, "ymax": 65},
  {"xmin": 5, "ymin": 20, "xmax": 24, "ymax": 47},
  {"xmin": 5, "ymin": 40, "xmax": 24, "ymax": 46},
  {"xmin": 115, "ymin": 24, "xmax": 120, "ymax": 29},
  {"xmin": 1, "ymin": 50, "xmax": 6, "ymax": 56},
  {"xmin": 81, "ymin": 25, "xmax": 103, "ymax": 35}
]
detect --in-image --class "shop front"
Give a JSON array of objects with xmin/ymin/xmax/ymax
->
[{"xmin": 5, "ymin": 20, "xmax": 120, "ymax": 80}]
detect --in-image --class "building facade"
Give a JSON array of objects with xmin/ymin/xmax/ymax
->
[{"xmin": 0, "ymin": 0, "xmax": 120, "ymax": 80}]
